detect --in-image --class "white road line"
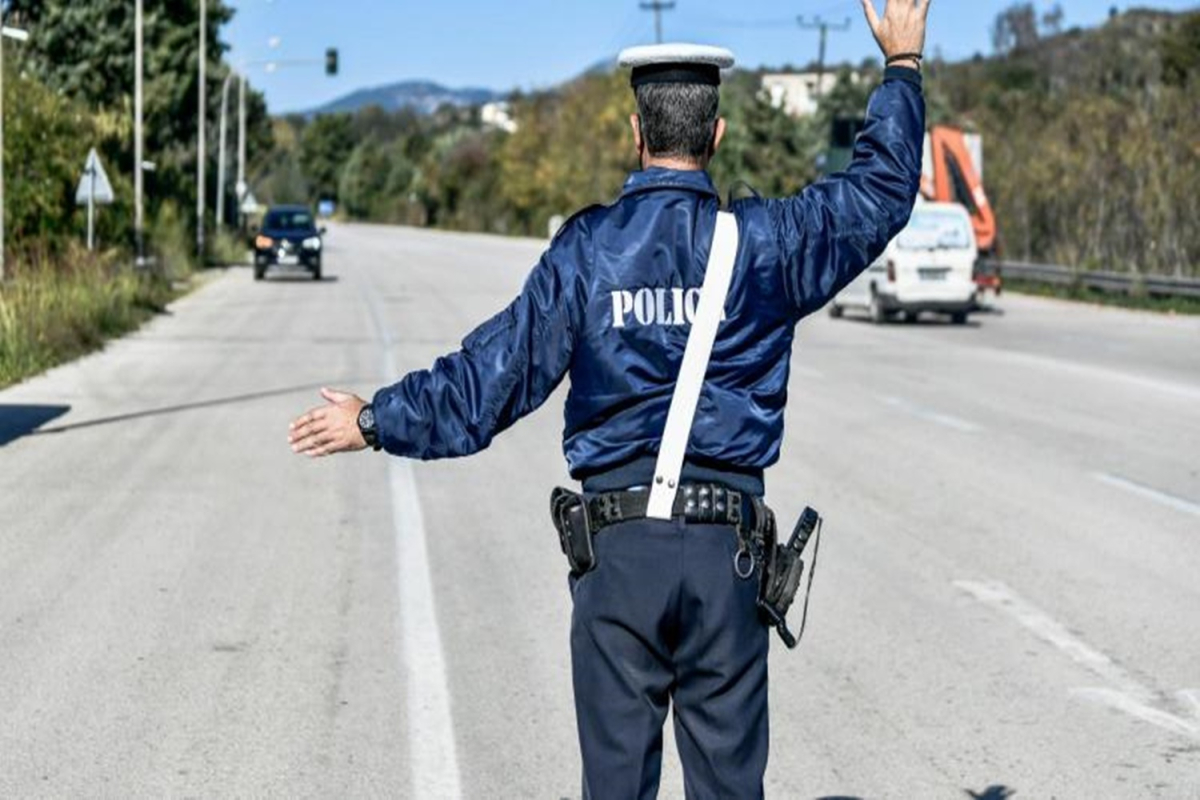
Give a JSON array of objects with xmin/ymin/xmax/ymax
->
[
  {"xmin": 387, "ymin": 459, "xmax": 464, "ymax": 797},
  {"xmin": 364, "ymin": 284, "xmax": 464, "ymax": 799},
  {"xmin": 1092, "ymin": 472, "xmax": 1200, "ymax": 519},
  {"xmin": 954, "ymin": 579, "xmax": 1150, "ymax": 700},
  {"xmin": 988, "ymin": 349, "xmax": 1200, "ymax": 403},
  {"xmin": 1181, "ymin": 689, "xmax": 1200, "ymax": 719},
  {"xmin": 879, "ymin": 395, "xmax": 981, "ymax": 433},
  {"xmin": 1071, "ymin": 688, "xmax": 1200, "ymax": 739},
  {"xmin": 955, "ymin": 580, "xmax": 1200, "ymax": 740}
]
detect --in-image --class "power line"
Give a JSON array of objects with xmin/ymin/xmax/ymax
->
[
  {"xmin": 640, "ymin": 1, "xmax": 676, "ymax": 45},
  {"xmin": 797, "ymin": 15, "xmax": 851, "ymax": 95}
]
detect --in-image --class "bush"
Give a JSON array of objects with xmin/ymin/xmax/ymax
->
[
  {"xmin": 0, "ymin": 244, "xmax": 178, "ymax": 387},
  {"xmin": 146, "ymin": 200, "xmax": 194, "ymax": 282},
  {"xmin": 209, "ymin": 229, "xmax": 249, "ymax": 267}
]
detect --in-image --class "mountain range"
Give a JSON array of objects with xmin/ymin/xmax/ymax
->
[
  {"xmin": 302, "ymin": 55, "xmax": 623, "ymax": 116},
  {"xmin": 306, "ymin": 80, "xmax": 506, "ymax": 116}
]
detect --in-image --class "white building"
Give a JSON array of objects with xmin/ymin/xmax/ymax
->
[
  {"xmin": 481, "ymin": 101, "xmax": 518, "ymax": 134},
  {"xmin": 760, "ymin": 71, "xmax": 859, "ymax": 118}
]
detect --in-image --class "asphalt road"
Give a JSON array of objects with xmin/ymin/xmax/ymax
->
[{"xmin": 2, "ymin": 222, "xmax": 1198, "ymax": 799}]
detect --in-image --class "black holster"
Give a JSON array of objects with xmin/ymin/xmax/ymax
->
[
  {"xmin": 752, "ymin": 506, "xmax": 822, "ymax": 649},
  {"xmin": 550, "ymin": 487, "xmax": 597, "ymax": 575}
]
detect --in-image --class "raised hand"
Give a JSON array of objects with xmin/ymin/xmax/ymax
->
[
  {"xmin": 861, "ymin": 0, "xmax": 932, "ymax": 66},
  {"xmin": 288, "ymin": 387, "xmax": 368, "ymax": 457}
]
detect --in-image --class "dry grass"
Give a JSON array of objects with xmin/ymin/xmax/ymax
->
[{"xmin": 0, "ymin": 244, "xmax": 182, "ymax": 388}]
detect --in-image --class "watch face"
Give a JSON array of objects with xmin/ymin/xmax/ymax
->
[{"xmin": 359, "ymin": 406, "xmax": 376, "ymax": 431}]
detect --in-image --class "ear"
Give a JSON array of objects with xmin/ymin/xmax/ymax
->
[
  {"xmin": 712, "ymin": 117, "xmax": 728, "ymax": 155},
  {"xmin": 630, "ymin": 114, "xmax": 644, "ymax": 155}
]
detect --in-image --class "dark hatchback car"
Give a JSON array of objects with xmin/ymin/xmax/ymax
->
[{"xmin": 253, "ymin": 205, "xmax": 325, "ymax": 280}]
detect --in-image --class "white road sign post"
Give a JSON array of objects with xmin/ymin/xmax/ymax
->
[
  {"xmin": 75, "ymin": 148, "xmax": 115, "ymax": 251},
  {"xmin": 240, "ymin": 191, "xmax": 259, "ymax": 216}
]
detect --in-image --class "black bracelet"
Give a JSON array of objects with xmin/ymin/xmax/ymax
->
[{"xmin": 886, "ymin": 52, "xmax": 924, "ymax": 66}]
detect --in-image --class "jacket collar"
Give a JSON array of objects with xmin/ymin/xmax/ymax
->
[{"xmin": 621, "ymin": 167, "xmax": 719, "ymax": 200}]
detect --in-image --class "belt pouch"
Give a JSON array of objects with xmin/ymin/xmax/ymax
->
[{"xmin": 550, "ymin": 487, "xmax": 597, "ymax": 575}]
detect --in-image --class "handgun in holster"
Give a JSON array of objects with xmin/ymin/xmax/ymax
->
[
  {"xmin": 550, "ymin": 487, "xmax": 597, "ymax": 575},
  {"xmin": 757, "ymin": 506, "xmax": 822, "ymax": 649}
]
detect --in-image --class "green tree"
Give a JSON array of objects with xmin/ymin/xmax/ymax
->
[
  {"xmin": 338, "ymin": 138, "xmax": 391, "ymax": 219},
  {"xmin": 6, "ymin": 0, "xmax": 273, "ymax": 226},
  {"xmin": 1162, "ymin": 12, "xmax": 1200, "ymax": 86},
  {"xmin": 710, "ymin": 71, "xmax": 821, "ymax": 199},
  {"xmin": 2, "ymin": 70, "xmax": 113, "ymax": 247},
  {"xmin": 299, "ymin": 114, "xmax": 355, "ymax": 202}
]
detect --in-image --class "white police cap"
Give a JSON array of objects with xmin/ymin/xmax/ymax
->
[{"xmin": 618, "ymin": 43, "xmax": 736, "ymax": 88}]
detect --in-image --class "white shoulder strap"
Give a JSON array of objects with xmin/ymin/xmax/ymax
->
[{"xmin": 646, "ymin": 211, "xmax": 740, "ymax": 520}]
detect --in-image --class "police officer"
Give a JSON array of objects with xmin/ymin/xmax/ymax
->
[{"xmin": 289, "ymin": 1, "xmax": 931, "ymax": 795}]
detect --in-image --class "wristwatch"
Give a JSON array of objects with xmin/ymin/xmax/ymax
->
[{"xmin": 357, "ymin": 404, "xmax": 382, "ymax": 451}]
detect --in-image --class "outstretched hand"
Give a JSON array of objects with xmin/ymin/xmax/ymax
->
[
  {"xmin": 861, "ymin": 0, "xmax": 932, "ymax": 65},
  {"xmin": 289, "ymin": 387, "xmax": 368, "ymax": 458}
]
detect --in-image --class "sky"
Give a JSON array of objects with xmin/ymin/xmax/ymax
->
[{"xmin": 222, "ymin": 0, "xmax": 1200, "ymax": 113}]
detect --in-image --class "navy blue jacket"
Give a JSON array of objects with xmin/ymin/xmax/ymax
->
[{"xmin": 373, "ymin": 68, "xmax": 925, "ymax": 494}]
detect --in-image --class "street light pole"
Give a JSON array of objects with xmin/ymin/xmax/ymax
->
[
  {"xmin": 1, "ymin": 19, "xmax": 32, "ymax": 283},
  {"xmin": 134, "ymin": 0, "xmax": 144, "ymax": 263},
  {"xmin": 228, "ymin": 51, "xmax": 334, "ymax": 227},
  {"xmin": 237, "ymin": 72, "xmax": 246, "ymax": 224},
  {"xmin": 217, "ymin": 72, "xmax": 234, "ymax": 229},
  {"xmin": 196, "ymin": 0, "xmax": 207, "ymax": 262}
]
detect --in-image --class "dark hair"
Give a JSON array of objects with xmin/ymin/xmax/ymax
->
[{"xmin": 634, "ymin": 82, "xmax": 720, "ymax": 162}]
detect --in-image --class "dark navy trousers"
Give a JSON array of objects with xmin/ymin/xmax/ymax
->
[{"xmin": 569, "ymin": 517, "xmax": 770, "ymax": 799}]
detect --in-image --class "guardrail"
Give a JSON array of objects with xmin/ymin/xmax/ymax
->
[{"xmin": 988, "ymin": 260, "xmax": 1200, "ymax": 299}]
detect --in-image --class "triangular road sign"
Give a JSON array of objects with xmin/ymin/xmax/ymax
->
[{"xmin": 75, "ymin": 148, "xmax": 115, "ymax": 205}]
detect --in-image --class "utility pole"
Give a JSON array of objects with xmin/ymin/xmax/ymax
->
[
  {"xmin": 237, "ymin": 72, "xmax": 246, "ymax": 224},
  {"xmin": 196, "ymin": 0, "xmax": 207, "ymax": 263},
  {"xmin": 797, "ymin": 16, "xmax": 851, "ymax": 97},
  {"xmin": 217, "ymin": 72, "xmax": 233, "ymax": 230},
  {"xmin": 231, "ymin": 49, "xmax": 336, "ymax": 228},
  {"xmin": 134, "ymin": 0, "xmax": 144, "ymax": 264},
  {"xmin": 640, "ymin": 1, "xmax": 676, "ymax": 45}
]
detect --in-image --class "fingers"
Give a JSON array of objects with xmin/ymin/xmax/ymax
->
[
  {"xmin": 290, "ymin": 423, "xmax": 334, "ymax": 455},
  {"xmin": 861, "ymin": 0, "xmax": 882, "ymax": 36},
  {"xmin": 864, "ymin": 0, "xmax": 929, "ymax": 59},
  {"xmin": 293, "ymin": 424, "xmax": 346, "ymax": 457},
  {"xmin": 321, "ymin": 387, "xmax": 352, "ymax": 404},
  {"xmin": 289, "ymin": 406, "xmax": 330, "ymax": 451},
  {"xmin": 289, "ymin": 398, "xmax": 367, "ymax": 457},
  {"xmin": 289, "ymin": 406, "xmax": 326, "ymax": 437}
]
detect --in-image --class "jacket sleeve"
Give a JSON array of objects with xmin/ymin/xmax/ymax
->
[
  {"xmin": 371, "ymin": 225, "xmax": 586, "ymax": 460},
  {"xmin": 765, "ymin": 67, "xmax": 926, "ymax": 319}
]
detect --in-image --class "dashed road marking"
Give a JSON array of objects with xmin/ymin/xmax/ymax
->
[
  {"xmin": 879, "ymin": 395, "xmax": 981, "ymax": 433},
  {"xmin": 1092, "ymin": 472, "xmax": 1200, "ymax": 519},
  {"xmin": 955, "ymin": 579, "xmax": 1200, "ymax": 740},
  {"xmin": 976, "ymin": 348, "xmax": 1200, "ymax": 403}
]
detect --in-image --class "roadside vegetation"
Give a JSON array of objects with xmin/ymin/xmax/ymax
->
[
  {"xmin": 0, "ymin": 0, "xmax": 271, "ymax": 388},
  {"xmin": 0, "ymin": 247, "xmax": 178, "ymax": 386},
  {"xmin": 936, "ymin": 6, "xmax": 1200, "ymax": 278},
  {"xmin": 1001, "ymin": 279, "xmax": 1200, "ymax": 317}
]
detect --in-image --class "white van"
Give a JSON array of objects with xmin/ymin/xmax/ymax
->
[{"xmin": 829, "ymin": 202, "xmax": 978, "ymax": 324}]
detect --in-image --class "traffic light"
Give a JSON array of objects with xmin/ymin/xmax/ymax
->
[{"xmin": 325, "ymin": 48, "xmax": 338, "ymax": 76}]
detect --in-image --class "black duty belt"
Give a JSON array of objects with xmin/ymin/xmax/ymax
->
[
  {"xmin": 585, "ymin": 482, "xmax": 767, "ymax": 537},
  {"xmin": 551, "ymin": 483, "xmax": 820, "ymax": 651}
]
